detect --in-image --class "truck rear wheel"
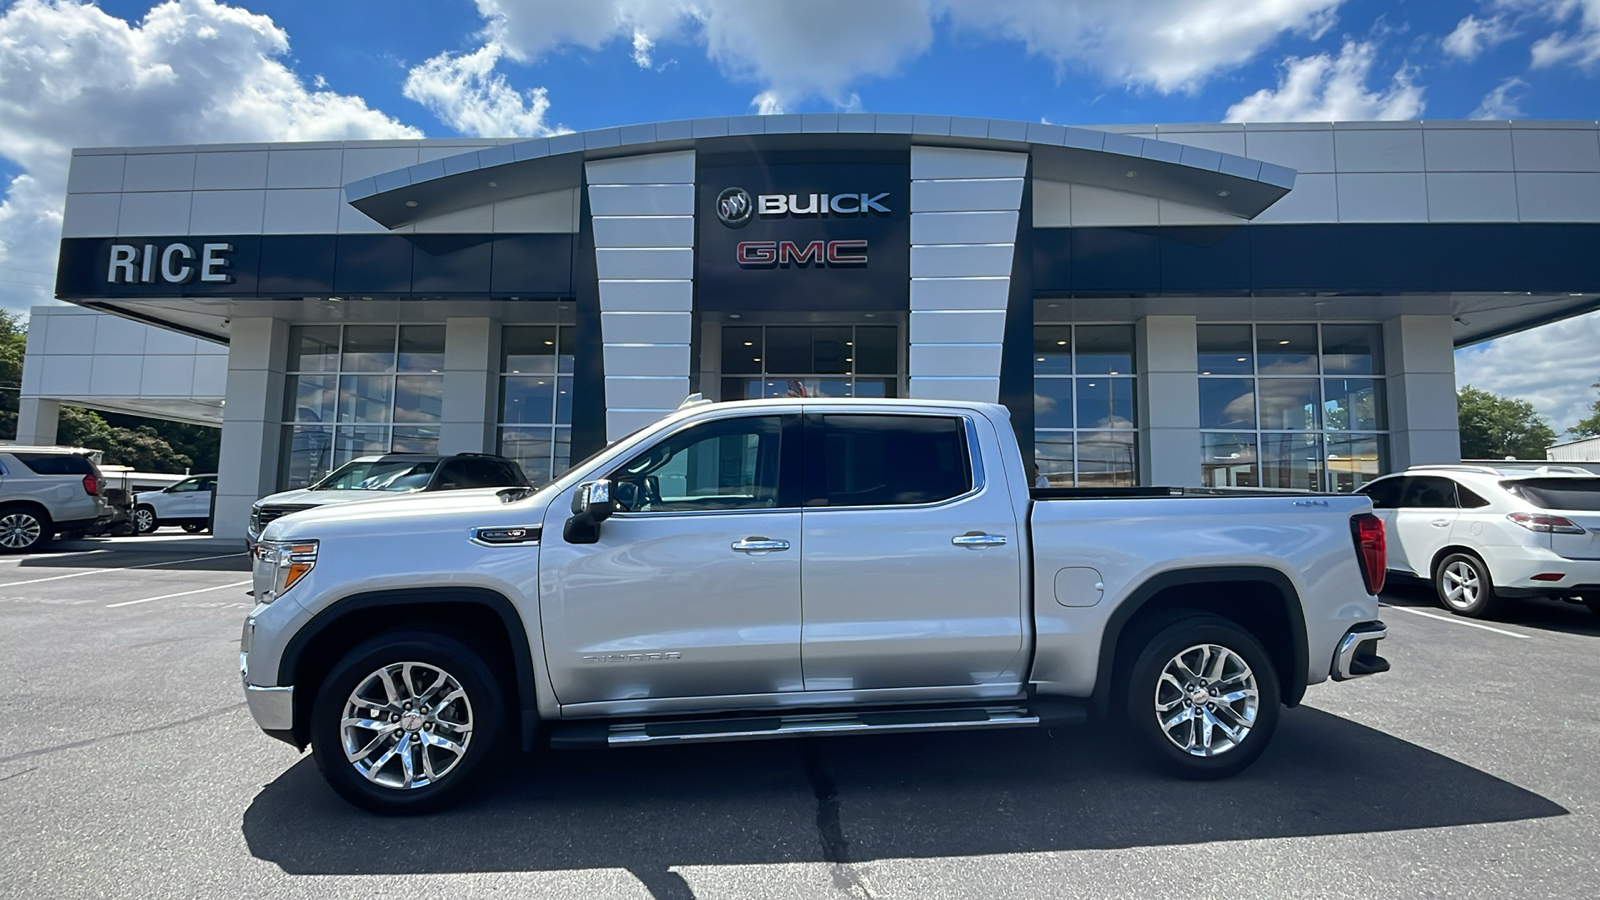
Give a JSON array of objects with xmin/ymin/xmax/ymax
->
[
  {"xmin": 310, "ymin": 631, "xmax": 503, "ymax": 815},
  {"xmin": 1121, "ymin": 614, "xmax": 1280, "ymax": 779}
]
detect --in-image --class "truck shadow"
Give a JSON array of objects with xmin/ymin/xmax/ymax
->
[{"xmin": 241, "ymin": 706, "xmax": 1564, "ymax": 896}]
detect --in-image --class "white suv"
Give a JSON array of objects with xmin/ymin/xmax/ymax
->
[
  {"xmin": 0, "ymin": 446, "xmax": 112, "ymax": 552},
  {"xmin": 1357, "ymin": 464, "xmax": 1600, "ymax": 618}
]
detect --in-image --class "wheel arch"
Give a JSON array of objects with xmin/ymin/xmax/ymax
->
[
  {"xmin": 279, "ymin": 587, "xmax": 540, "ymax": 751},
  {"xmin": 1090, "ymin": 566, "xmax": 1310, "ymax": 718},
  {"xmin": 1430, "ymin": 545, "xmax": 1492, "ymax": 584}
]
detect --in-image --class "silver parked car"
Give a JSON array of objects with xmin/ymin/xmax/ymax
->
[{"xmin": 0, "ymin": 445, "xmax": 112, "ymax": 552}]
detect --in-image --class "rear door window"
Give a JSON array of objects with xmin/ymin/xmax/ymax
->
[
  {"xmin": 1502, "ymin": 478, "xmax": 1600, "ymax": 511},
  {"xmin": 1398, "ymin": 476, "xmax": 1458, "ymax": 509},
  {"xmin": 803, "ymin": 414, "xmax": 973, "ymax": 508}
]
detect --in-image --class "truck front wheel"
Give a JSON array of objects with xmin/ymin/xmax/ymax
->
[
  {"xmin": 1121, "ymin": 614, "xmax": 1281, "ymax": 780},
  {"xmin": 310, "ymin": 631, "xmax": 503, "ymax": 814}
]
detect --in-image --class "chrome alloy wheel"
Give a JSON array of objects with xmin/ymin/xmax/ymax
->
[
  {"xmin": 1441, "ymin": 560, "xmax": 1482, "ymax": 610},
  {"xmin": 0, "ymin": 513, "xmax": 43, "ymax": 550},
  {"xmin": 340, "ymin": 661, "xmax": 474, "ymax": 790},
  {"xmin": 1154, "ymin": 643, "xmax": 1259, "ymax": 757},
  {"xmin": 134, "ymin": 507, "xmax": 156, "ymax": 533}
]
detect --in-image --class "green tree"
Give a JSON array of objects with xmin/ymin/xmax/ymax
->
[
  {"xmin": 1568, "ymin": 379, "xmax": 1600, "ymax": 439},
  {"xmin": 57, "ymin": 406, "xmax": 194, "ymax": 472},
  {"xmin": 0, "ymin": 310, "xmax": 26, "ymax": 439},
  {"xmin": 1457, "ymin": 385, "xmax": 1558, "ymax": 460}
]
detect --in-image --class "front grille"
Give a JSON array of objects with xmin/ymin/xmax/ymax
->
[{"xmin": 252, "ymin": 504, "xmax": 315, "ymax": 535}]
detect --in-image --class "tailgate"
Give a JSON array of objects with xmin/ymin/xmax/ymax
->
[{"xmin": 1551, "ymin": 512, "xmax": 1600, "ymax": 560}]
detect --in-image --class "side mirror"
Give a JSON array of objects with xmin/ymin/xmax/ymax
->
[{"xmin": 563, "ymin": 479, "xmax": 614, "ymax": 544}]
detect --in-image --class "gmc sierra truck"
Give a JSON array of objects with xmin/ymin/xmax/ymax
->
[{"xmin": 241, "ymin": 397, "xmax": 1390, "ymax": 814}]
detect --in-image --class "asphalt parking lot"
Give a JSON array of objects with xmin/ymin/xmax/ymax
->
[{"xmin": 1, "ymin": 540, "xmax": 1598, "ymax": 899}]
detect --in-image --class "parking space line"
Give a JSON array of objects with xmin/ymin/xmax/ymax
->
[
  {"xmin": 106, "ymin": 580, "xmax": 254, "ymax": 608},
  {"xmin": 0, "ymin": 553, "xmax": 245, "ymax": 587},
  {"xmin": 1381, "ymin": 603, "xmax": 1531, "ymax": 639}
]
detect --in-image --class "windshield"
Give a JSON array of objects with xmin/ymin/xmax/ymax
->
[
  {"xmin": 311, "ymin": 459, "xmax": 437, "ymax": 492},
  {"xmin": 1502, "ymin": 478, "xmax": 1600, "ymax": 511}
]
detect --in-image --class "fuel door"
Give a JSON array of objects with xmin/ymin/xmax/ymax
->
[{"xmin": 1053, "ymin": 567, "xmax": 1105, "ymax": 608}]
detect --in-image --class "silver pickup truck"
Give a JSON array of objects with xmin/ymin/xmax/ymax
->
[{"xmin": 241, "ymin": 398, "xmax": 1390, "ymax": 813}]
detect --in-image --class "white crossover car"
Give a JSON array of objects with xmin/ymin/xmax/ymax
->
[{"xmin": 1357, "ymin": 464, "xmax": 1600, "ymax": 618}]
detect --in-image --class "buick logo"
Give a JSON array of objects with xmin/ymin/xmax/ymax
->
[{"xmin": 716, "ymin": 187, "xmax": 753, "ymax": 228}]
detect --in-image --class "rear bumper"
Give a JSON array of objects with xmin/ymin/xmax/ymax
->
[{"xmin": 1331, "ymin": 621, "xmax": 1390, "ymax": 681}]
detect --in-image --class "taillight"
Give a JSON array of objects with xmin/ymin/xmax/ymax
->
[
  {"xmin": 82, "ymin": 474, "xmax": 100, "ymax": 496},
  {"xmin": 1351, "ymin": 513, "xmax": 1386, "ymax": 595},
  {"xmin": 1507, "ymin": 512, "xmax": 1585, "ymax": 534}
]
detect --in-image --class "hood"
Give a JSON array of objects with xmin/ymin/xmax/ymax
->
[{"xmin": 260, "ymin": 485, "xmax": 556, "ymax": 541}]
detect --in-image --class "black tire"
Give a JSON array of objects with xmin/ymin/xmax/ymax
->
[
  {"xmin": 1583, "ymin": 598, "xmax": 1600, "ymax": 617},
  {"xmin": 0, "ymin": 507, "xmax": 53, "ymax": 553},
  {"xmin": 1434, "ymin": 551, "xmax": 1504, "ymax": 618},
  {"xmin": 1120, "ymin": 613, "xmax": 1281, "ymax": 780},
  {"xmin": 181, "ymin": 523, "xmax": 207, "ymax": 534},
  {"xmin": 134, "ymin": 505, "xmax": 159, "ymax": 535},
  {"xmin": 311, "ymin": 631, "xmax": 503, "ymax": 815}
]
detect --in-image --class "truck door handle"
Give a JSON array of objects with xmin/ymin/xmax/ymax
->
[
  {"xmin": 732, "ymin": 537, "xmax": 790, "ymax": 553},
  {"xmin": 952, "ymin": 532, "xmax": 1008, "ymax": 549},
  {"xmin": 1431, "ymin": 519, "xmax": 1451, "ymax": 527}
]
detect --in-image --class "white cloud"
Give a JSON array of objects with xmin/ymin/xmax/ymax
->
[
  {"xmin": 1527, "ymin": 0, "xmax": 1600, "ymax": 68},
  {"xmin": 1471, "ymin": 75, "xmax": 1530, "ymax": 118},
  {"xmin": 0, "ymin": 0, "xmax": 420, "ymax": 316},
  {"xmin": 402, "ymin": 42, "xmax": 560, "ymax": 137},
  {"xmin": 454, "ymin": 0, "xmax": 1346, "ymax": 113},
  {"xmin": 1456, "ymin": 310, "xmax": 1600, "ymax": 433},
  {"xmin": 1224, "ymin": 40, "xmax": 1425, "ymax": 122},
  {"xmin": 1442, "ymin": 13, "xmax": 1516, "ymax": 59}
]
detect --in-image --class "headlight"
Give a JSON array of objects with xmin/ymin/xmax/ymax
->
[{"xmin": 253, "ymin": 539, "xmax": 318, "ymax": 603}]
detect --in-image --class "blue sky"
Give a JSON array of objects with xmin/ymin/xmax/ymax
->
[{"xmin": 1, "ymin": 0, "xmax": 1599, "ymax": 427}]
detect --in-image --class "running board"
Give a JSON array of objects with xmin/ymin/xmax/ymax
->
[{"xmin": 549, "ymin": 704, "xmax": 1067, "ymax": 749}]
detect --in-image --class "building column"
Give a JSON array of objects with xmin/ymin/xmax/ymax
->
[
  {"xmin": 908, "ymin": 146, "xmax": 1027, "ymax": 402},
  {"xmin": 439, "ymin": 317, "xmax": 499, "ymax": 454},
  {"xmin": 14, "ymin": 397, "xmax": 61, "ymax": 446},
  {"xmin": 1384, "ymin": 314, "xmax": 1461, "ymax": 468},
  {"xmin": 586, "ymin": 151, "xmax": 696, "ymax": 441},
  {"xmin": 215, "ymin": 318, "xmax": 288, "ymax": 542},
  {"xmin": 1137, "ymin": 315, "xmax": 1201, "ymax": 486}
]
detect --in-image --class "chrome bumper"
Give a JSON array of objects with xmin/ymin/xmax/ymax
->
[
  {"xmin": 1332, "ymin": 621, "xmax": 1390, "ymax": 681},
  {"xmin": 245, "ymin": 684, "xmax": 295, "ymax": 731}
]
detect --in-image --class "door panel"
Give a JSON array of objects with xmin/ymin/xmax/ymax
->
[
  {"xmin": 798, "ymin": 413, "xmax": 1025, "ymax": 691},
  {"xmin": 536, "ymin": 411, "xmax": 804, "ymax": 705},
  {"xmin": 1392, "ymin": 476, "xmax": 1460, "ymax": 577}
]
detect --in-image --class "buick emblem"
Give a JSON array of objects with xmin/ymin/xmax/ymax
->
[{"xmin": 716, "ymin": 187, "xmax": 753, "ymax": 228}]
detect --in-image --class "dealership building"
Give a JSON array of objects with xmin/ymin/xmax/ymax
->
[{"xmin": 20, "ymin": 113, "xmax": 1600, "ymax": 540}]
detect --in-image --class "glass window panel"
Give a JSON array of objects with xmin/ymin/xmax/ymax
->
[
  {"xmin": 501, "ymin": 375, "xmax": 556, "ymax": 425},
  {"xmin": 1199, "ymin": 378, "xmax": 1256, "ymax": 429},
  {"xmin": 391, "ymin": 426, "xmax": 441, "ymax": 455},
  {"xmin": 809, "ymin": 415, "xmax": 970, "ymax": 507},
  {"xmin": 1256, "ymin": 324, "xmax": 1318, "ymax": 375},
  {"xmin": 1321, "ymin": 324, "xmax": 1382, "ymax": 375},
  {"xmin": 763, "ymin": 327, "xmax": 813, "ymax": 373},
  {"xmin": 1261, "ymin": 433, "xmax": 1323, "ymax": 491},
  {"xmin": 1034, "ymin": 378, "xmax": 1074, "ymax": 429},
  {"xmin": 558, "ymin": 325, "xmax": 575, "ymax": 375},
  {"xmin": 1197, "ymin": 325, "xmax": 1253, "ymax": 375},
  {"xmin": 613, "ymin": 415, "xmax": 785, "ymax": 512},
  {"xmin": 398, "ymin": 325, "xmax": 446, "ymax": 373},
  {"xmin": 1075, "ymin": 431, "xmax": 1137, "ymax": 487},
  {"xmin": 394, "ymin": 374, "xmax": 444, "ymax": 424},
  {"xmin": 499, "ymin": 426, "xmax": 554, "ymax": 485},
  {"xmin": 342, "ymin": 325, "xmax": 396, "ymax": 373},
  {"xmin": 289, "ymin": 325, "xmax": 341, "ymax": 373},
  {"xmin": 722, "ymin": 377, "xmax": 755, "ymax": 401},
  {"xmin": 333, "ymin": 425, "xmax": 392, "ymax": 468},
  {"xmin": 1076, "ymin": 376, "xmax": 1137, "ymax": 429},
  {"xmin": 280, "ymin": 425, "xmax": 334, "ymax": 489},
  {"xmin": 1327, "ymin": 433, "xmax": 1385, "ymax": 493},
  {"xmin": 1257, "ymin": 378, "xmax": 1321, "ymax": 430},
  {"xmin": 1202, "ymin": 433, "xmax": 1259, "ymax": 488},
  {"xmin": 1323, "ymin": 378, "xmax": 1386, "ymax": 431},
  {"xmin": 337, "ymin": 375, "xmax": 394, "ymax": 424},
  {"xmin": 1074, "ymin": 325, "xmax": 1135, "ymax": 375},
  {"xmin": 1034, "ymin": 325, "xmax": 1074, "ymax": 375},
  {"xmin": 555, "ymin": 375, "xmax": 574, "ymax": 424},
  {"xmin": 853, "ymin": 378, "xmax": 896, "ymax": 398},
  {"xmin": 809, "ymin": 327, "xmax": 852, "ymax": 375},
  {"xmin": 502, "ymin": 325, "xmax": 558, "ymax": 374},
  {"xmin": 853, "ymin": 327, "xmax": 897, "ymax": 375},
  {"xmin": 553, "ymin": 426, "xmax": 571, "ymax": 481},
  {"xmin": 721, "ymin": 326, "xmax": 764, "ymax": 375},
  {"xmin": 285, "ymin": 374, "xmax": 336, "ymax": 424},
  {"xmin": 1034, "ymin": 435, "xmax": 1075, "ymax": 487}
]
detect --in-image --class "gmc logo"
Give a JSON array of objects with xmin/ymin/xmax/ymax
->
[{"xmin": 737, "ymin": 240, "xmax": 868, "ymax": 267}]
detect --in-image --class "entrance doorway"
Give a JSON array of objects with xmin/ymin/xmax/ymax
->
[{"xmin": 714, "ymin": 322, "xmax": 903, "ymax": 401}]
